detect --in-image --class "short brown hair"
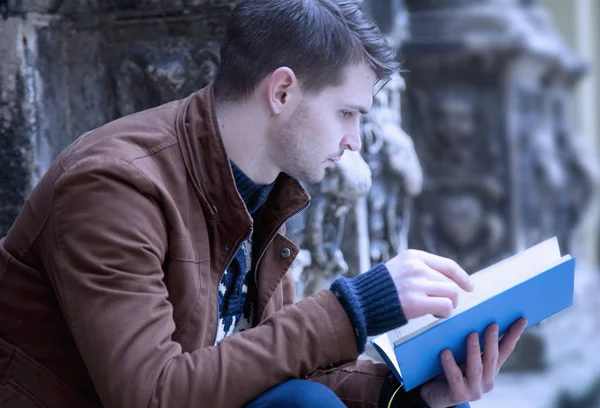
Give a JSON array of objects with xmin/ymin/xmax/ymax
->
[{"xmin": 213, "ymin": 0, "xmax": 398, "ymax": 102}]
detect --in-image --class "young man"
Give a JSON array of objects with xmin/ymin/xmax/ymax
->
[{"xmin": 0, "ymin": 1, "xmax": 526, "ymax": 407}]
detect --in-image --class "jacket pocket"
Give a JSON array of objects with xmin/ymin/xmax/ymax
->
[
  {"xmin": 0, "ymin": 243, "xmax": 10, "ymax": 283},
  {"xmin": 0, "ymin": 338, "xmax": 95, "ymax": 408},
  {"xmin": 0, "ymin": 379, "xmax": 47, "ymax": 408},
  {"xmin": 168, "ymin": 239, "xmax": 210, "ymax": 263}
]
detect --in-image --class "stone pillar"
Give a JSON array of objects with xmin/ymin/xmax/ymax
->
[
  {"xmin": 401, "ymin": 0, "xmax": 596, "ymax": 274},
  {"xmin": 0, "ymin": 0, "xmax": 236, "ymax": 236},
  {"xmin": 546, "ymin": 53, "xmax": 599, "ymax": 255}
]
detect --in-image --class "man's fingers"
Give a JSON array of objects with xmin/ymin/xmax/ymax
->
[
  {"xmin": 440, "ymin": 349, "xmax": 469, "ymax": 404},
  {"xmin": 482, "ymin": 324, "xmax": 499, "ymax": 393},
  {"xmin": 465, "ymin": 332, "xmax": 484, "ymax": 400},
  {"xmin": 497, "ymin": 318, "xmax": 528, "ymax": 370},
  {"xmin": 413, "ymin": 250, "xmax": 474, "ymax": 292},
  {"xmin": 423, "ymin": 281, "xmax": 461, "ymax": 309},
  {"xmin": 423, "ymin": 267, "xmax": 456, "ymax": 284},
  {"xmin": 419, "ymin": 296, "xmax": 455, "ymax": 319}
]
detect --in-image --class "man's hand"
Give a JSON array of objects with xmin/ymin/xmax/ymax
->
[
  {"xmin": 420, "ymin": 318, "xmax": 528, "ymax": 408},
  {"xmin": 385, "ymin": 250, "xmax": 474, "ymax": 320}
]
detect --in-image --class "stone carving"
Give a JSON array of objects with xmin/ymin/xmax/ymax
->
[
  {"xmin": 0, "ymin": 18, "xmax": 40, "ymax": 236},
  {"xmin": 401, "ymin": 0, "xmax": 597, "ymax": 271},
  {"xmin": 408, "ymin": 86, "xmax": 506, "ymax": 273},
  {"xmin": 517, "ymin": 87, "xmax": 567, "ymax": 248},
  {"xmin": 112, "ymin": 42, "xmax": 220, "ymax": 116},
  {"xmin": 289, "ymin": 151, "xmax": 372, "ymax": 299},
  {"xmin": 548, "ymin": 62, "xmax": 600, "ymax": 254},
  {"xmin": 555, "ymin": 126, "xmax": 600, "ymax": 253},
  {"xmin": 0, "ymin": 0, "xmax": 235, "ymax": 234},
  {"xmin": 362, "ymin": 74, "xmax": 423, "ymax": 264}
]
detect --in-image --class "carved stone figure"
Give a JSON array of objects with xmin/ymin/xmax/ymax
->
[
  {"xmin": 291, "ymin": 151, "xmax": 372, "ymax": 298},
  {"xmin": 408, "ymin": 87, "xmax": 506, "ymax": 273},
  {"xmin": 516, "ymin": 87, "xmax": 567, "ymax": 247},
  {"xmin": 112, "ymin": 42, "xmax": 220, "ymax": 116},
  {"xmin": 362, "ymin": 74, "xmax": 423, "ymax": 265},
  {"xmin": 430, "ymin": 91, "xmax": 478, "ymax": 177},
  {"xmin": 420, "ymin": 193, "xmax": 505, "ymax": 273}
]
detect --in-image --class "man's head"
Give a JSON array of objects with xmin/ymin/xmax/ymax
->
[{"xmin": 214, "ymin": 0, "xmax": 398, "ymax": 183}]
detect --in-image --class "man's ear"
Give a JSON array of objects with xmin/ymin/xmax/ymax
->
[{"xmin": 267, "ymin": 67, "xmax": 298, "ymax": 115}]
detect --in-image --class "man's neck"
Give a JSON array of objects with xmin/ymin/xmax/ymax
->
[
  {"xmin": 230, "ymin": 161, "xmax": 275, "ymax": 215},
  {"xmin": 215, "ymin": 98, "xmax": 280, "ymax": 185}
]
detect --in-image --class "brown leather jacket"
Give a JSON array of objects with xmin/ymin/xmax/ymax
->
[{"xmin": 0, "ymin": 86, "xmax": 389, "ymax": 408}]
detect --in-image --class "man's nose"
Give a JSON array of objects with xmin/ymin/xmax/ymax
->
[{"xmin": 342, "ymin": 129, "xmax": 362, "ymax": 152}]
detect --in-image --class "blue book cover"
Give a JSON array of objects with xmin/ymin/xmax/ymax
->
[{"xmin": 371, "ymin": 237, "xmax": 575, "ymax": 391}]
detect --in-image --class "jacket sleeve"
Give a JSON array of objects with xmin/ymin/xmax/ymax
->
[
  {"xmin": 278, "ymin": 224, "xmax": 297, "ymax": 306},
  {"xmin": 50, "ymin": 157, "xmax": 358, "ymax": 408},
  {"xmin": 309, "ymin": 359, "xmax": 389, "ymax": 407},
  {"xmin": 281, "ymin": 270, "xmax": 297, "ymax": 306}
]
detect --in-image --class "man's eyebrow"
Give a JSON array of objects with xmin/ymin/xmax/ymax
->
[{"xmin": 345, "ymin": 104, "xmax": 369, "ymax": 114}]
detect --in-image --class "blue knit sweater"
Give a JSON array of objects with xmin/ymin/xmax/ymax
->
[
  {"xmin": 214, "ymin": 162, "xmax": 407, "ymax": 353},
  {"xmin": 214, "ymin": 162, "xmax": 274, "ymax": 343}
]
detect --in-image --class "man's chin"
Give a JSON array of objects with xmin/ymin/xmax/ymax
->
[{"xmin": 300, "ymin": 168, "xmax": 327, "ymax": 185}]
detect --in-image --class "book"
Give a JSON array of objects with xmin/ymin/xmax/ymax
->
[{"xmin": 371, "ymin": 237, "xmax": 575, "ymax": 391}]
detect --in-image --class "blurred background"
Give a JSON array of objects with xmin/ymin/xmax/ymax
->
[{"xmin": 1, "ymin": 0, "xmax": 599, "ymax": 407}]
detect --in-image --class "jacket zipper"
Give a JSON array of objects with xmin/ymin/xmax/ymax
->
[
  {"xmin": 211, "ymin": 227, "xmax": 253, "ymax": 346},
  {"xmin": 210, "ymin": 200, "xmax": 310, "ymax": 345},
  {"xmin": 253, "ymin": 201, "xmax": 311, "ymax": 287}
]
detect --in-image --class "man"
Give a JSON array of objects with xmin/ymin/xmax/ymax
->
[{"xmin": 0, "ymin": 1, "xmax": 526, "ymax": 407}]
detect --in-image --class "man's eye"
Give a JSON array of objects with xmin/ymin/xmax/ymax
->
[{"xmin": 342, "ymin": 111, "xmax": 354, "ymax": 118}]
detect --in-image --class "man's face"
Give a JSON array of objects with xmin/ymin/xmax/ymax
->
[{"xmin": 272, "ymin": 63, "xmax": 377, "ymax": 184}]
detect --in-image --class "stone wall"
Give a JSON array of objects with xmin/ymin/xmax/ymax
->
[{"xmin": 0, "ymin": 0, "xmax": 236, "ymax": 236}]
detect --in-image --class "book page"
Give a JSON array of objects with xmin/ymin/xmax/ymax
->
[
  {"xmin": 389, "ymin": 237, "xmax": 564, "ymax": 346},
  {"xmin": 372, "ymin": 333, "xmax": 402, "ymax": 376}
]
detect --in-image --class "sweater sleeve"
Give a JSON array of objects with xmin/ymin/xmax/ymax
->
[{"xmin": 330, "ymin": 263, "xmax": 407, "ymax": 353}]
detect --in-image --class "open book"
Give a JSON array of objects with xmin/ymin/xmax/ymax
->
[{"xmin": 371, "ymin": 237, "xmax": 575, "ymax": 391}]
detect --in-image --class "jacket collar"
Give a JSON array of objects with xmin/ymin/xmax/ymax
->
[{"xmin": 175, "ymin": 85, "xmax": 310, "ymax": 242}]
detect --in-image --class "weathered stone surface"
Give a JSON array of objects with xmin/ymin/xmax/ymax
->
[
  {"xmin": 402, "ymin": 0, "xmax": 596, "ymax": 274},
  {"xmin": 289, "ymin": 151, "xmax": 373, "ymax": 299},
  {"xmin": 0, "ymin": 18, "xmax": 38, "ymax": 237},
  {"xmin": 361, "ymin": 74, "xmax": 422, "ymax": 265},
  {"xmin": 0, "ymin": 1, "xmax": 236, "ymax": 235}
]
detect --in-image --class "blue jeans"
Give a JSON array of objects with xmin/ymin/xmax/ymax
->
[
  {"xmin": 246, "ymin": 379, "xmax": 345, "ymax": 407},
  {"xmin": 245, "ymin": 379, "xmax": 472, "ymax": 407}
]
